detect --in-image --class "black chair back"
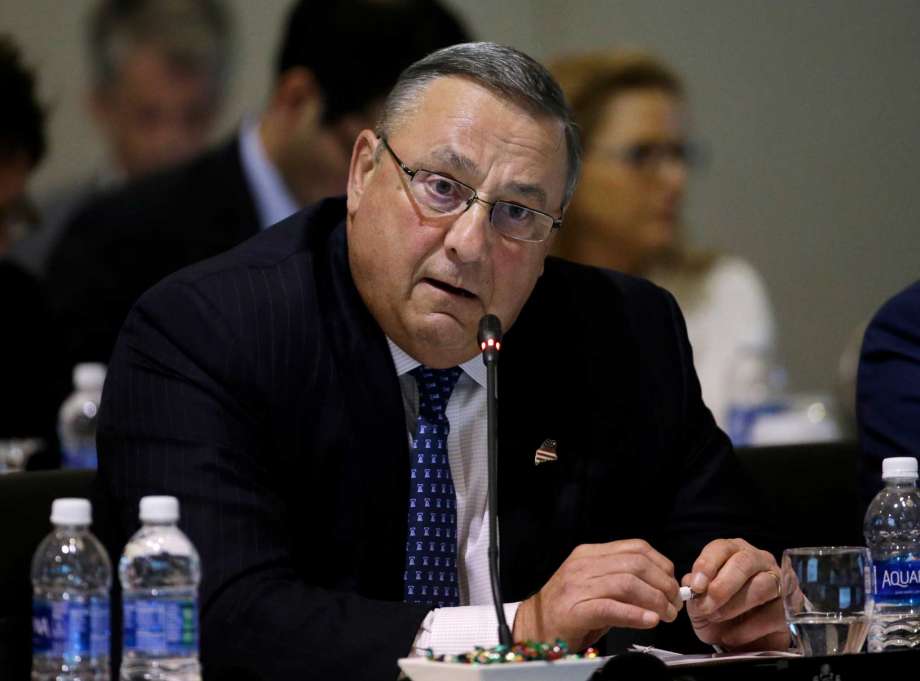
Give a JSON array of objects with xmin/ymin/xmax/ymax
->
[{"xmin": 735, "ymin": 441, "xmax": 865, "ymax": 554}]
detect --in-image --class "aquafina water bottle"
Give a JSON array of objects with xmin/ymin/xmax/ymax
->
[
  {"xmin": 864, "ymin": 456, "xmax": 920, "ymax": 651},
  {"xmin": 119, "ymin": 496, "xmax": 201, "ymax": 680},
  {"xmin": 58, "ymin": 363, "xmax": 106, "ymax": 469},
  {"xmin": 31, "ymin": 498, "xmax": 111, "ymax": 680}
]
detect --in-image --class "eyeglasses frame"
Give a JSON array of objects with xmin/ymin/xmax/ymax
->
[{"xmin": 377, "ymin": 135, "xmax": 563, "ymax": 243}]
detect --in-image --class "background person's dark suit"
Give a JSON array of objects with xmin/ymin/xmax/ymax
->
[
  {"xmin": 44, "ymin": 136, "xmax": 258, "ymax": 370},
  {"xmin": 96, "ymin": 197, "xmax": 765, "ymax": 681},
  {"xmin": 0, "ymin": 259, "xmax": 67, "ymax": 465},
  {"xmin": 857, "ymin": 279, "xmax": 920, "ymax": 507}
]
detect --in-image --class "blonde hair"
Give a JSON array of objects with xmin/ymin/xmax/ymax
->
[{"xmin": 550, "ymin": 50, "xmax": 714, "ymax": 275}]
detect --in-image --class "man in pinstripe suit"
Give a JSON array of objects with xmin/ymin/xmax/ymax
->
[{"xmin": 98, "ymin": 43, "xmax": 787, "ymax": 680}]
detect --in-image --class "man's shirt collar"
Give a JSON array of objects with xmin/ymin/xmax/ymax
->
[
  {"xmin": 239, "ymin": 116, "xmax": 299, "ymax": 229},
  {"xmin": 387, "ymin": 338, "xmax": 487, "ymax": 389}
]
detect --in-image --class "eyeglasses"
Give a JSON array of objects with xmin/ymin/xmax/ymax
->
[
  {"xmin": 378, "ymin": 136, "xmax": 562, "ymax": 244},
  {"xmin": 596, "ymin": 141, "xmax": 700, "ymax": 172}
]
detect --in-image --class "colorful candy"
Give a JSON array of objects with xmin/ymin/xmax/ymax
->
[{"xmin": 424, "ymin": 639, "xmax": 599, "ymax": 664}]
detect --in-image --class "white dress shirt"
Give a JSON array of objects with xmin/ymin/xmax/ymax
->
[
  {"xmin": 651, "ymin": 256, "xmax": 776, "ymax": 430},
  {"xmin": 387, "ymin": 340, "xmax": 520, "ymax": 656},
  {"xmin": 238, "ymin": 117, "xmax": 300, "ymax": 230}
]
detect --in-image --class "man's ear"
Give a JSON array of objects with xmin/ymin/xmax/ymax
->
[
  {"xmin": 270, "ymin": 67, "xmax": 322, "ymax": 131},
  {"xmin": 347, "ymin": 130, "xmax": 379, "ymax": 216}
]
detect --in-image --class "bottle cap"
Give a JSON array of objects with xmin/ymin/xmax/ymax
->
[
  {"xmin": 882, "ymin": 457, "xmax": 918, "ymax": 480},
  {"xmin": 74, "ymin": 363, "xmax": 107, "ymax": 391},
  {"xmin": 50, "ymin": 498, "xmax": 92, "ymax": 525},
  {"xmin": 139, "ymin": 495, "xmax": 179, "ymax": 523}
]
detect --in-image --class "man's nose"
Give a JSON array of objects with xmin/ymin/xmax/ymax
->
[
  {"xmin": 443, "ymin": 199, "xmax": 493, "ymax": 264},
  {"xmin": 658, "ymin": 156, "xmax": 689, "ymax": 191}
]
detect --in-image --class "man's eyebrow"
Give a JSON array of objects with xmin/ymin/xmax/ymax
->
[
  {"xmin": 426, "ymin": 147, "xmax": 480, "ymax": 176},
  {"xmin": 425, "ymin": 146, "xmax": 549, "ymax": 209},
  {"xmin": 506, "ymin": 182, "xmax": 547, "ymax": 208}
]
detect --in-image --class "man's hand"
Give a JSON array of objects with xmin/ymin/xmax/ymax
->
[
  {"xmin": 683, "ymin": 538, "xmax": 789, "ymax": 651},
  {"xmin": 512, "ymin": 539, "xmax": 682, "ymax": 651}
]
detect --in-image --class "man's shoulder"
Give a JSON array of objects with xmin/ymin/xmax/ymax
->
[
  {"xmin": 872, "ymin": 280, "xmax": 920, "ymax": 332},
  {"xmin": 145, "ymin": 197, "xmax": 345, "ymax": 302},
  {"xmin": 512, "ymin": 256, "xmax": 684, "ymax": 376},
  {"xmin": 67, "ymin": 138, "xmax": 246, "ymax": 233},
  {"xmin": 538, "ymin": 256, "xmax": 675, "ymax": 322}
]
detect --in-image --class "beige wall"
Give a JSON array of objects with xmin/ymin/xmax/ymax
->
[{"xmin": 5, "ymin": 0, "xmax": 919, "ymax": 399}]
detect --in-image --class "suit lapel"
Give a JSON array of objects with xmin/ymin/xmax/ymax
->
[{"xmin": 317, "ymin": 215, "xmax": 410, "ymax": 599}]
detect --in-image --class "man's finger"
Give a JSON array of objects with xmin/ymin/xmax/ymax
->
[
  {"xmin": 692, "ymin": 545, "xmax": 777, "ymax": 613},
  {"xmin": 571, "ymin": 539, "xmax": 675, "ymax": 577},
  {"xmin": 586, "ymin": 572, "xmax": 680, "ymax": 622},
  {"xmin": 577, "ymin": 598, "xmax": 663, "ymax": 631},
  {"xmin": 718, "ymin": 599, "xmax": 789, "ymax": 650},
  {"xmin": 597, "ymin": 552, "xmax": 681, "ymax": 599},
  {"xmin": 691, "ymin": 570, "xmax": 781, "ymax": 625},
  {"xmin": 690, "ymin": 538, "xmax": 749, "ymax": 579}
]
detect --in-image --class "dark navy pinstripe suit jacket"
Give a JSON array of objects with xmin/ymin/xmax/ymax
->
[
  {"xmin": 97, "ymin": 197, "xmax": 761, "ymax": 680},
  {"xmin": 857, "ymin": 280, "xmax": 920, "ymax": 506}
]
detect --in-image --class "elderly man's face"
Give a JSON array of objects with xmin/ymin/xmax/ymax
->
[
  {"xmin": 346, "ymin": 76, "xmax": 568, "ymax": 367},
  {"xmin": 91, "ymin": 44, "xmax": 219, "ymax": 179}
]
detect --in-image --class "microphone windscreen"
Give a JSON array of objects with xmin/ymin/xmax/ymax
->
[{"xmin": 478, "ymin": 314, "xmax": 502, "ymax": 346}]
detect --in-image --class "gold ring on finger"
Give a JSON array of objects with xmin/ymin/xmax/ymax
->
[{"xmin": 766, "ymin": 571, "xmax": 782, "ymax": 600}]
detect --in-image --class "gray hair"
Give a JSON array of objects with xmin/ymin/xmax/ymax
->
[
  {"xmin": 376, "ymin": 42, "xmax": 581, "ymax": 211},
  {"xmin": 88, "ymin": 0, "xmax": 232, "ymax": 96}
]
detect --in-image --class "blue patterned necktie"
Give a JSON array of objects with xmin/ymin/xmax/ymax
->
[{"xmin": 404, "ymin": 365, "xmax": 463, "ymax": 607}]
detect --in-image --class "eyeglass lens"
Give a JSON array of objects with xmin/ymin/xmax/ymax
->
[{"xmin": 410, "ymin": 170, "xmax": 553, "ymax": 242}]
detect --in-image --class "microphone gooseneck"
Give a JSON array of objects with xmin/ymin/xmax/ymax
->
[{"xmin": 477, "ymin": 314, "xmax": 513, "ymax": 647}]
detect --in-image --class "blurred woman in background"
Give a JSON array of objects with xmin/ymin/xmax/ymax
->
[{"xmin": 550, "ymin": 51, "xmax": 778, "ymax": 431}]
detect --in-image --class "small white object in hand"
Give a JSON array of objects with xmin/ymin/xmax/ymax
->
[{"xmin": 679, "ymin": 586, "xmax": 696, "ymax": 602}]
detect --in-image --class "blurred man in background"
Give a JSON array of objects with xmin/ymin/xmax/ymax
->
[
  {"xmin": 13, "ymin": 0, "xmax": 232, "ymax": 276},
  {"xmin": 857, "ymin": 280, "xmax": 920, "ymax": 506},
  {"xmin": 44, "ymin": 0, "xmax": 469, "ymax": 373},
  {"xmin": 0, "ymin": 36, "xmax": 64, "ymax": 458}
]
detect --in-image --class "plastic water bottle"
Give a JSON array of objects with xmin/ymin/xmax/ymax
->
[
  {"xmin": 59, "ymin": 363, "xmax": 107, "ymax": 469},
  {"xmin": 31, "ymin": 498, "xmax": 111, "ymax": 681},
  {"xmin": 119, "ymin": 496, "xmax": 201, "ymax": 681},
  {"xmin": 864, "ymin": 456, "xmax": 920, "ymax": 651},
  {"xmin": 724, "ymin": 344, "xmax": 787, "ymax": 445}
]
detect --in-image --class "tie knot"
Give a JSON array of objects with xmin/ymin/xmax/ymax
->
[{"xmin": 411, "ymin": 366, "xmax": 462, "ymax": 422}]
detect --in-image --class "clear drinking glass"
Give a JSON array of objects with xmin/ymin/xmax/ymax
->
[{"xmin": 781, "ymin": 546, "xmax": 872, "ymax": 655}]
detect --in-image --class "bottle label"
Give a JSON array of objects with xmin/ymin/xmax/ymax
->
[
  {"xmin": 727, "ymin": 402, "xmax": 786, "ymax": 445},
  {"xmin": 90, "ymin": 595, "xmax": 110, "ymax": 658},
  {"xmin": 123, "ymin": 597, "xmax": 198, "ymax": 655},
  {"xmin": 60, "ymin": 445, "xmax": 98, "ymax": 470},
  {"xmin": 872, "ymin": 559, "xmax": 920, "ymax": 601},
  {"xmin": 32, "ymin": 598, "xmax": 91, "ymax": 656}
]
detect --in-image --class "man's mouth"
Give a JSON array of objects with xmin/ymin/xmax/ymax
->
[{"xmin": 423, "ymin": 277, "xmax": 477, "ymax": 299}]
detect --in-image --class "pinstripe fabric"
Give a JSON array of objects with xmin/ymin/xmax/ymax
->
[
  {"xmin": 97, "ymin": 197, "xmax": 765, "ymax": 678},
  {"xmin": 45, "ymin": 137, "xmax": 260, "ymax": 369}
]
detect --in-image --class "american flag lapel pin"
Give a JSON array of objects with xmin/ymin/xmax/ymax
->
[{"xmin": 534, "ymin": 439, "xmax": 558, "ymax": 465}]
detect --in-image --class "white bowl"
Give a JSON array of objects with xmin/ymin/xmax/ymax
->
[{"xmin": 398, "ymin": 656, "xmax": 607, "ymax": 681}]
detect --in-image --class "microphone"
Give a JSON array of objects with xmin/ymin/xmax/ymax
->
[
  {"xmin": 477, "ymin": 314, "xmax": 513, "ymax": 647},
  {"xmin": 478, "ymin": 314, "xmax": 502, "ymax": 366}
]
